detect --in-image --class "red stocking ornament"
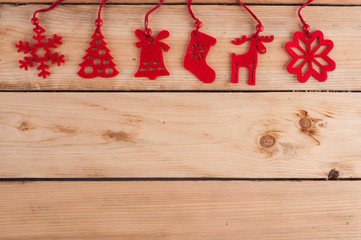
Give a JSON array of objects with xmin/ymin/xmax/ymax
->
[
  {"xmin": 231, "ymin": 1, "xmax": 274, "ymax": 85},
  {"xmin": 135, "ymin": 0, "xmax": 170, "ymax": 80},
  {"xmin": 285, "ymin": 0, "xmax": 335, "ymax": 83},
  {"xmin": 184, "ymin": 0, "xmax": 217, "ymax": 84},
  {"xmin": 78, "ymin": 0, "xmax": 118, "ymax": 78},
  {"xmin": 16, "ymin": 0, "xmax": 65, "ymax": 79}
]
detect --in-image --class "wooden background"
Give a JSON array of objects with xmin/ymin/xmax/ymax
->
[{"xmin": 1, "ymin": 0, "xmax": 361, "ymax": 239}]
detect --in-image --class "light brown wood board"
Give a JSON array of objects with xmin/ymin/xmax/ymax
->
[
  {"xmin": 1, "ymin": 4, "xmax": 361, "ymax": 90},
  {"xmin": 1, "ymin": 92, "xmax": 360, "ymax": 178},
  {"xmin": 4, "ymin": 0, "xmax": 361, "ymax": 5},
  {"xmin": 0, "ymin": 181, "xmax": 360, "ymax": 239},
  {"xmin": 1, "ymin": 1, "xmax": 360, "ymax": 239}
]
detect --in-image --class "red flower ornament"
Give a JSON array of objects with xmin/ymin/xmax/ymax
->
[{"xmin": 285, "ymin": 30, "xmax": 336, "ymax": 83}]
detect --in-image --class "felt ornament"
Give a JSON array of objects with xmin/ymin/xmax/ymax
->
[
  {"xmin": 78, "ymin": 0, "xmax": 119, "ymax": 78},
  {"xmin": 285, "ymin": 0, "xmax": 336, "ymax": 83},
  {"xmin": 16, "ymin": 0, "xmax": 65, "ymax": 79},
  {"xmin": 135, "ymin": 0, "xmax": 170, "ymax": 80},
  {"xmin": 184, "ymin": 0, "xmax": 217, "ymax": 84},
  {"xmin": 231, "ymin": 0, "xmax": 274, "ymax": 85}
]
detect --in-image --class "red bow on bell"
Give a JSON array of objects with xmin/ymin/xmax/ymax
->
[{"xmin": 135, "ymin": 29, "xmax": 170, "ymax": 51}]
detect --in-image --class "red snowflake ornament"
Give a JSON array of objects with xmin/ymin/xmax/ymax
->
[
  {"xmin": 135, "ymin": 29, "xmax": 170, "ymax": 80},
  {"xmin": 78, "ymin": 28, "xmax": 119, "ymax": 78},
  {"xmin": 16, "ymin": 26, "xmax": 64, "ymax": 79},
  {"xmin": 285, "ymin": 30, "xmax": 336, "ymax": 83}
]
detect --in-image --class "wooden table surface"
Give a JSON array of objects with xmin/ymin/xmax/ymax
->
[{"xmin": 1, "ymin": 0, "xmax": 361, "ymax": 239}]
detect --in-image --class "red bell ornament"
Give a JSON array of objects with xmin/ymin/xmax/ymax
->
[
  {"xmin": 285, "ymin": 0, "xmax": 336, "ymax": 83},
  {"xmin": 134, "ymin": 0, "xmax": 170, "ymax": 80},
  {"xmin": 134, "ymin": 29, "xmax": 170, "ymax": 80}
]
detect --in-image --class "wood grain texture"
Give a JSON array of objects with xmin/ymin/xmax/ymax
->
[
  {"xmin": 0, "ymin": 181, "xmax": 360, "ymax": 239},
  {"xmin": 5, "ymin": 0, "xmax": 361, "ymax": 5},
  {"xmin": 1, "ymin": 5, "xmax": 361, "ymax": 90},
  {"xmin": 1, "ymin": 92, "xmax": 361, "ymax": 178}
]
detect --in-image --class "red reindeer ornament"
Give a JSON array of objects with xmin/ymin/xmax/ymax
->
[
  {"xmin": 231, "ymin": 1, "xmax": 274, "ymax": 85},
  {"xmin": 135, "ymin": 0, "xmax": 170, "ymax": 80},
  {"xmin": 231, "ymin": 34, "xmax": 273, "ymax": 85}
]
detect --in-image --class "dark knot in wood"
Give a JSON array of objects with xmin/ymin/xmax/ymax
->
[
  {"xmin": 260, "ymin": 135, "xmax": 276, "ymax": 148},
  {"xmin": 328, "ymin": 169, "xmax": 339, "ymax": 180},
  {"xmin": 299, "ymin": 118, "xmax": 312, "ymax": 129}
]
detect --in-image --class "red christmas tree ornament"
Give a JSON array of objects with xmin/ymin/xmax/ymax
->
[
  {"xmin": 231, "ymin": 1, "xmax": 274, "ymax": 85},
  {"xmin": 15, "ymin": 0, "xmax": 65, "ymax": 79},
  {"xmin": 184, "ymin": 0, "xmax": 217, "ymax": 84},
  {"xmin": 285, "ymin": 0, "xmax": 335, "ymax": 83},
  {"xmin": 135, "ymin": 0, "xmax": 170, "ymax": 80},
  {"xmin": 78, "ymin": 0, "xmax": 119, "ymax": 78}
]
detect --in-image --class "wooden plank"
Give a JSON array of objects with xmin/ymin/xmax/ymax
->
[
  {"xmin": 1, "ymin": 5, "xmax": 361, "ymax": 90},
  {"xmin": 5, "ymin": 0, "xmax": 361, "ymax": 5},
  {"xmin": 1, "ymin": 92, "xmax": 361, "ymax": 178},
  {"xmin": 0, "ymin": 181, "xmax": 360, "ymax": 239}
]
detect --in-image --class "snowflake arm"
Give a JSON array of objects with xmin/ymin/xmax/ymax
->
[
  {"xmin": 49, "ymin": 52, "xmax": 65, "ymax": 66},
  {"xmin": 48, "ymin": 34, "xmax": 63, "ymax": 48},
  {"xmin": 19, "ymin": 57, "xmax": 35, "ymax": 71},
  {"xmin": 16, "ymin": 41, "xmax": 32, "ymax": 54},
  {"xmin": 37, "ymin": 62, "xmax": 50, "ymax": 79}
]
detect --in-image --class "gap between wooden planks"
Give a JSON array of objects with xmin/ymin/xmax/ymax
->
[
  {"xmin": 1, "ymin": 4, "xmax": 361, "ymax": 90},
  {"xmin": 0, "ymin": 181, "xmax": 360, "ymax": 239},
  {"xmin": 4, "ymin": 0, "xmax": 361, "ymax": 5},
  {"xmin": 1, "ymin": 92, "xmax": 360, "ymax": 178}
]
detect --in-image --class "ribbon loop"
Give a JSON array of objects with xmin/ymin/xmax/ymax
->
[
  {"xmin": 144, "ymin": 0, "xmax": 164, "ymax": 31},
  {"xmin": 32, "ymin": 0, "xmax": 65, "ymax": 28}
]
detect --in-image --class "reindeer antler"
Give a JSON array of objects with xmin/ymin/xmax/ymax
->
[
  {"xmin": 232, "ymin": 35, "xmax": 249, "ymax": 45},
  {"xmin": 260, "ymin": 35, "xmax": 274, "ymax": 43}
]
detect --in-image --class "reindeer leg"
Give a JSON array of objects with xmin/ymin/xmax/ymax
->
[
  {"xmin": 231, "ymin": 54, "xmax": 239, "ymax": 83},
  {"xmin": 248, "ymin": 62, "xmax": 257, "ymax": 86},
  {"xmin": 231, "ymin": 63, "xmax": 240, "ymax": 83}
]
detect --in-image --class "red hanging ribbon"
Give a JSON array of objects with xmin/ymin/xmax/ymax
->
[
  {"xmin": 298, "ymin": 0, "xmax": 313, "ymax": 26},
  {"xmin": 187, "ymin": 0, "xmax": 203, "ymax": 32},
  {"xmin": 32, "ymin": 0, "xmax": 65, "ymax": 28},
  {"xmin": 298, "ymin": 0, "xmax": 314, "ymax": 35},
  {"xmin": 144, "ymin": 0, "xmax": 164, "ymax": 35},
  {"xmin": 98, "ymin": 0, "xmax": 107, "ymax": 19},
  {"xmin": 96, "ymin": 0, "xmax": 107, "ymax": 33},
  {"xmin": 236, "ymin": 0, "xmax": 263, "ymax": 34}
]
